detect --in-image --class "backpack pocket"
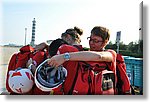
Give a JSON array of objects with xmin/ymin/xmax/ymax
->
[{"xmin": 101, "ymin": 70, "xmax": 115, "ymax": 95}]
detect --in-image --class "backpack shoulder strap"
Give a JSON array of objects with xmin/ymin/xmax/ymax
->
[
  {"xmin": 116, "ymin": 54, "xmax": 124, "ymax": 63},
  {"xmin": 43, "ymin": 51, "xmax": 47, "ymax": 61},
  {"xmin": 20, "ymin": 45, "xmax": 34, "ymax": 53},
  {"xmin": 73, "ymin": 45, "xmax": 83, "ymax": 51},
  {"xmin": 116, "ymin": 65, "xmax": 124, "ymax": 94},
  {"xmin": 67, "ymin": 62, "xmax": 80, "ymax": 94},
  {"xmin": 116, "ymin": 54, "xmax": 132, "ymax": 94}
]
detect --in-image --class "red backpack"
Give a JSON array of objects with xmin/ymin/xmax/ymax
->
[
  {"xmin": 67, "ymin": 54, "xmax": 132, "ymax": 95},
  {"xmin": 67, "ymin": 61, "xmax": 116, "ymax": 95},
  {"xmin": 6, "ymin": 45, "xmax": 35, "ymax": 93},
  {"xmin": 49, "ymin": 41, "xmax": 131, "ymax": 95},
  {"xmin": 53, "ymin": 45, "xmax": 117, "ymax": 95},
  {"xmin": 115, "ymin": 54, "xmax": 131, "ymax": 94},
  {"xmin": 7, "ymin": 45, "xmax": 34, "ymax": 70}
]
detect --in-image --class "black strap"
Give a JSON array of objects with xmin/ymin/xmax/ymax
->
[
  {"xmin": 73, "ymin": 45, "xmax": 83, "ymax": 51},
  {"xmin": 43, "ymin": 51, "xmax": 47, "ymax": 61},
  {"xmin": 130, "ymin": 85, "xmax": 136, "ymax": 95},
  {"xmin": 67, "ymin": 62, "xmax": 80, "ymax": 95},
  {"xmin": 116, "ymin": 65, "xmax": 123, "ymax": 94},
  {"xmin": 105, "ymin": 62, "xmax": 112, "ymax": 71},
  {"xmin": 68, "ymin": 61, "xmax": 93, "ymax": 95},
  {"xmin": 87, "ymin": 74, "xmax": 92, "ymax": 94},
  {"xmin": 16, "ymin": 54, "xmax": 18, "ymax": 64}
]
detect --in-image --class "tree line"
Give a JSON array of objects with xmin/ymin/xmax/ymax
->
[{"xmin": 105, "ymin": 40, "xmax": 143, "ymax": 58}]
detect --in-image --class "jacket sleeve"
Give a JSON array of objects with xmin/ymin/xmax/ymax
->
[{"xmin": 6, "ymin": 53, "xmax": 18, "ymax": 93}]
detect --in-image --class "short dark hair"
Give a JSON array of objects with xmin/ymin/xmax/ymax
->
[
  {"xmin": 91, "ymin": 26, "xmax": 110, "ymax": 42},
  {"xmin": 48, "ymin": 39, "xmax": 68, "ymax": 57}
]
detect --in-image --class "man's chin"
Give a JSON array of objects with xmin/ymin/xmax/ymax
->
[{"xmin": 90, "ymin": 48, "xmax": 98, "ymax": 51}]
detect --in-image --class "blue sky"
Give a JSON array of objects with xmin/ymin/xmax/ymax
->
[{"xmin": 1, "ymin": 0, "xmax": 143, "ymax": 47}]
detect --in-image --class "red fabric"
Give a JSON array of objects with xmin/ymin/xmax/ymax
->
[
  {"xmin": 29, "ymin": 51, "xmax": 50, "ymax": 95},
  {"xmin": 73, "ymin": 44, "xmax": 83, "ymax": 51},
  {"xmin": 107, "ymin": 49, "xmax": 117, "ymax": 73},
  {"xmin": 72, "ymin": 60, "xmax": 116, "ymax": 95},
  {"xmin": 117, "ymin": 63, "xmax": 130, "ymax": 93},
  {"xmin": 72, "ymin": 49, "xmax": 116, "ymax": 95},
  {"xmin": 116, "ymin": 54, "xmax": 131, "ymax": 94},
  {"xmin": 6, "ymin": 52, "xmax": 34, "ymax": 94},
  {"xmin": 6, "ymin": 53, "xmax": 18, "ymax": 93},
  {"xmin": 53, "ymin": 44, "xmax": 79, "ymax": 94},
  {"xmin": 106, "ymin": 49, "xmax": 117, "ymax": 94},
  {"xmin": 57, "ymin": 44, "xmax": 79, "ymax": 54},
  {"xmin": 32, "ymin": 51, "xmax": 47, "ymax": 66},
  {"xmin": 15, "ymin": 52, "xmax": 34, "ymax": 68},
  {"xmin": 53, "ymin": 61, "xmax": 79, "ymax": 95},
  {"xmin": 6, "ymin": 53, "xmax": 34, "ymax": 94},
  {"xmin": 20, "ymin": 45, "xmax": 34, "ymax": 53},
  {"xmin": 116, "ymin": 54, "xmax": 126, "ymax": 72},
  {"xmin": 6, "ymin": 46, "xmax": 50, "ymax": 95},
  {"xmin": 53, "ymin": 46, "xmax": 117, "ymax": 95}
]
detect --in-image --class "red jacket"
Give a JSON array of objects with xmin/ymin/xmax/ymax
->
[{"xmin": 6, "ymin": 50, "xmax": 50, "ymax": 95}]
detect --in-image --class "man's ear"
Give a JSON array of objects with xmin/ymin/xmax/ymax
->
[{"xmin": 102, "ymin": 40, "xmax": 108, "ymax": 48}]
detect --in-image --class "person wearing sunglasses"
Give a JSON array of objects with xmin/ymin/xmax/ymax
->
[{"xmin": 47, "ymin": 26, "xmax": 117, "ymax": 95}]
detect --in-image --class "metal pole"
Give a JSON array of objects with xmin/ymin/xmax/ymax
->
[
  {"xmin": 25, "ymin": 28, "xmax": 27, "ymax": 45},
  {"xmin": 117, "ymin": 42, "xmax": 119, "ymax": 54},
  {"xmin": 138, "ymin": 1, "xmax": 143, "ymax": 54},
  {"xmin": 116, "ymin": 31, "xmax": 121, "ymax": 54}
]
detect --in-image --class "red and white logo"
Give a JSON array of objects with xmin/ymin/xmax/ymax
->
[{"xmin": 8, "ymin": 68, "xmax": 34, "ymax": 94}]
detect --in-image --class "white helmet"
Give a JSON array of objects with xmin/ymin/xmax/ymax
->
[
  {"xmin": 34, "ymin": 59, "xmax": 67, "ymax": 92},
  {"xmin": 8, "ymin": 68, "xmax": 34, "ymax": 94}
]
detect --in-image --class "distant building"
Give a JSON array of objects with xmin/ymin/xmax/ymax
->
[
  {"xmin": 4, "ymin": 43, "xmax": 22, "ymax": 47},
  {"xmin": 30, "ymin": 18, "xmax": 36, "ymax": 47}
]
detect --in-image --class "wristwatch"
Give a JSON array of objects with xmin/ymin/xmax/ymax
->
[{"xmin": 63, "ymin": 52, "xmax": 70, "ymax": 61}]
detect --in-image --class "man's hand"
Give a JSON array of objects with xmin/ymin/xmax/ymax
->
[
  {"xmin": 26, "ymin": 58, "xmax": 33, "ymax": 68},
  {"xmin": 34, "ymin": 42, "xmax": 48, "ymax": 52},
  {"xmin": 47, "ymin": 54, "xmax": 65, "ymax": 68}
]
